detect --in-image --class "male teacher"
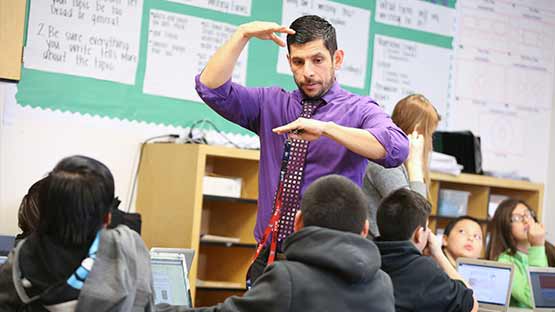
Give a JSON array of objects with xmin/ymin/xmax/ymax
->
[{"xmin": 195, "ymin": 15, "xmax": 408, "ymax": 283}]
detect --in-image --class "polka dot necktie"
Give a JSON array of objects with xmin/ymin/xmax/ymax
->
[{"xmin": 276, "ymin": 99, "xmax": 322, "ymax": 248}]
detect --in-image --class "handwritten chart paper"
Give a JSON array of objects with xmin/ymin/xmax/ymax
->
[
  {"xmin": 143, "ymin": 10, "xmax": 248, "ymax": 102},
  {"xmin": 167, "ymin": 0, "xmax": 252, "ymax": 17},
  {"xmin": 376, "ymin": 0, "xmax": 454, "ymax": 37},
  {"xmin": 24, "ymin": 0, "xmax": 143, "ymax": 84},
  {"xmin": 370, "ymin": 35, "xmax": 451, "ymax": 118}
]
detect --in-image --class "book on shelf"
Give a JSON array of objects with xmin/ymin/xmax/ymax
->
[{"xmin": 200, "ymin": 234, "xmax": 241, "ymax": 244}]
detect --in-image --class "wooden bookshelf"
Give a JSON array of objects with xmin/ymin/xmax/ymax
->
[{"xmin": 136, "ymin": 144, "xmax": 259, "ymax": 305}]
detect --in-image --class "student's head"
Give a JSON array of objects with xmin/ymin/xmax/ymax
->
[
  {"xmin": 486, "ymin": 199, "xmax": 536, "ymax": 260},
  {"xmin": 286, "ymin": 15, "xmax": 343, "ymax": 99},
  {"xmin": 392, "ymin": 94, "xmax": 440, "ymax": 182},
  {"xmin": 295, "ymin": 174, "xmax": 369, "ymax": 236},
  {"xmin": 38, "ymin": 155, "xmax": 115, "ymax": 246},
  {"xmin": 442, "ymin": 216, "xmax": 483, "ymax": 261},
  {"xmin": 377, "ymin": 188, "xmax": 431, "ymax": 251},
  {"xmin": 18, "ymin": 176, "xmax": 48, "ymax": 237}
]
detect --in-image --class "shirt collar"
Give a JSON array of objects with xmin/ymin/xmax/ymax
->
[{"xmin": 293, "ymin": 80, "xmax": 342, "ymax": 105}]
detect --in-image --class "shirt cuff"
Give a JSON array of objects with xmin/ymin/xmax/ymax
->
[
  {"xmin": 528, "ymin": 245, "xmax": 548, "ymax": 266},
  {"xmin": 367, "ymin": 127, "xmax": 409, "ymax": 168},
  {"xmin": 195, "ymin": 74, "xmax": 232, "ymax": 100}
]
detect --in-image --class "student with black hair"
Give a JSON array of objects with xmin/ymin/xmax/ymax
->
[
  {"xmin": 14, "ymin": 177, "xmax": 48, "ymax": 245},
  {"xmin": 161, "ymin": 175, "xmax": 394, "ymax": 312},
  {"xmin": 195, "ymin": 14, "xmax": 408, "ymax": 283},
  {"xmin": 0, "ymin": 155, "xmax": 154, "ymax": 311},
  {"xmin": 442, "ymin": 216, "xmax": 484, "ymax": 268},
  {"xmin": 375, "ymin": 188, "xmax": 478, "ymax": 312}
]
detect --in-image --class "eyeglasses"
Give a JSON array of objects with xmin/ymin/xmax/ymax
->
[
  {"xmin": 457, "ymin": 229, "xmax": 482, "ymax": 241},
  {"xmin": 510, "ymin": 211, "xmax": 534, "ymax": 223}
]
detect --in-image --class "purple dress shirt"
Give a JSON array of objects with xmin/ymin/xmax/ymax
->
[{"xmin": 195, "ymin": 75, "xmax": 408, "ymax": 242}]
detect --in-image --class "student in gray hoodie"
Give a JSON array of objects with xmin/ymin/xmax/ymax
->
[
  {"xmin": 160, "ymin": 174, "xmax": 395, "ymax": 312},
  {"xmin": 0, "ymin": 155, "xmax": 154, "ymax": 311}
]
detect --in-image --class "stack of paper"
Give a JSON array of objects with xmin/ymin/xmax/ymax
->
[{"xmin": 430, "ymin": 152, "xmax": 463, "ymax": 176}]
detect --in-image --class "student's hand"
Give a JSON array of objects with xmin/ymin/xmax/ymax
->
[
  {"xmin": 424, "ymin": 229, "xmax": 443, "ymax": 259},
  {"xmin": 272, "ymin": 118, "xmax": 329, "ymax": 141},
  {"xmin": 528, "ymin": 222, "xmax": 546, "ymax": 246},
  {"xmin": 237, "ymin": 21, "xmax": 295, "ymax": 47},
  {"xmin": 406, "ymin": 130, "xmax": 425, "ymax": 182}
]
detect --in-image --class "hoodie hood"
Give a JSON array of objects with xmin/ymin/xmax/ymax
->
[
  {"xmin": 76, "ymin": 225, "xmax": 154, "ymax": 310},
  {"xmin": 283, "ymin": 226, "xmax": 381, "ymax": 283},
  {"xmin": 375, "ymin": 239, "xmax": 421, "ymax": 273}
]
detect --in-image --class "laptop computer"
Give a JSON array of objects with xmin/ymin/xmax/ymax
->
[
  {"xmin": 150, "ymin": 248, "xmax": 195, "ymax": 276},
  {"xmin": 0, "ymin": 256, "xmax": 7, "ymax": 265},
  {"xmin": 150, "ymin": 250, "xmax": 193, "ymax": 307},
  {"xmin": 528, "ymin": 267, "xmax": 555, "ymax": 311},
  {"xmin": 457, "ymin": 258, "xmax": 514, "ymax": 312}
]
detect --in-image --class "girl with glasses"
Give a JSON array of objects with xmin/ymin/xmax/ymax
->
[{"xmin": 486, "ymin": 199, "xmax": 548, "ymax": 309}]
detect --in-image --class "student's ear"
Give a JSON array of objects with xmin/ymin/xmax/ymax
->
[
  {"xmin": 361, "ymin": 219, "xmax": 369, "ymax": 238},
  {"xmin": 442, "ymin": 233, "xmax": 449, "ymax": 247},
  {"xmin": 413, "ymin": 226, "xmax": 427, "ymax": 247},
  {"xmin": 103, "ymin": 212, "xmax": 112, "ymax": 228},
  {"xmin": 333, "ymin": 49, "xmax": 344, "ymax": 70},
  {"xmin": 294, "ymin": 210, "xmax": 304, "ymax": 232}
]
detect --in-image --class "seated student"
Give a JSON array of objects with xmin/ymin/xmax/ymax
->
[
  {"xmin": 486, "ymin": 199, "xmax": 548, "ymax": 309},
  {"xmin": 363, "ymin": 94, "xmax": 440, "ymax": 238},
  {"xmin": 375, "ymin": 188, "xmax": 478, "ymax": 312},
  {"xmin": 0, "ymin": 155, "xmax": 154, "ymax": 311},
  {"xmin": 14, "ymin": 177, "xmax": 47, "ymax": 246},
  {"xmin": 161, "ymin": 174, "xmax": 395, "ymax": 312},
  {"xmin": 442, "ymin": 216, "xmax": 484, "ymax": 268}
]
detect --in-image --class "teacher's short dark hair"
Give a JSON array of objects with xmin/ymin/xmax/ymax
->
[{"xmin": 287, "ymin": 15, "xmax": 337, "ymax": 57}]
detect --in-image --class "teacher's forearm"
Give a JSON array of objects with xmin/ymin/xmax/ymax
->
[
  {"xmin": 199, "ymin": 29, "xmax": 249, "ymax": 88},
  {"xmin": 323, "ymin": 122, "xmax": 386, "ymax": 160}
]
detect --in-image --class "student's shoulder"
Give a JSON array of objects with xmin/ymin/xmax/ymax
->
[
  {"xmin": 271, "ymin": 260, "xmax": 304, "ymax": 277},
  {"xmin": 410, "ymin": 256, "xmax": 447, "ymax": 278}
]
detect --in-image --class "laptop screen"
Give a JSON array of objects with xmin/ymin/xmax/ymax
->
[
  {"xmin": 530, "ymin": 270, "xmax": 555, "ymax": 308},
  {"xmin": 151, "ymin": 257, "xmax": 191, "ymax": 307},
  {"xmin": 458, "ymin": 262, "xmax": 512, "ymax": 306}
]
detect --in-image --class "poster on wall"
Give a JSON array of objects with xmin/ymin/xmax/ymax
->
[
  {"xmin": 24, "ymin": 0, "xmax": 143, "ymax": 84},
  {"xmin": 143, "ymin": 10, "xmax": 248, "ymax": 102}
]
